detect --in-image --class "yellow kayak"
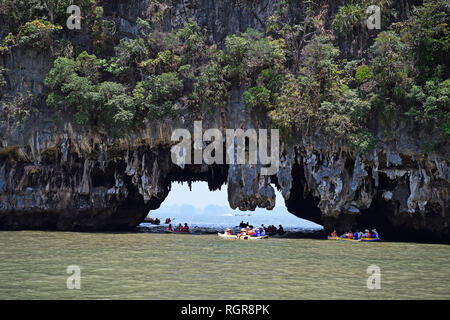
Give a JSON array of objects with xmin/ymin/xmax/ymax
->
[
  {"xmin": 217, "ymin": 233, "xmax": 270, "ymax": 240},
  {"xmin": 361, "ymin": 237, "xmax": 380, "ymax": 242},
  {"xmin": 328, "ymin": 236, "xmax": 361, "ymax": 242}
]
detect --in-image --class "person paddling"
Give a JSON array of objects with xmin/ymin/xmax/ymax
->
[
  {"xmin": 168, "ymin": 224, "xmax": 173, "ymax": 232},
  {"xmin": 259, "ymin": 228, "xmax": 266, "ymax": 237},
  {"xmin": 238, "ymin": 228, "xmax": 246, "ymax": 238},
  {"xmin": 371, "ymin": 229, "xmax": 379, "ymax": 239}
]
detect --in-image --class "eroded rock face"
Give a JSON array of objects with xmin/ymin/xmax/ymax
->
[
  {"xmin": 0, "ymin": 0, "xmax": 448, "ymax": 241},
  {"xmin": 280, "ymin": 143, "xmax": 449, "ymax": 242},
  {"xmin": 0, "ymin": 137, "xmax": 171, "ymax": 231},
  {"xmin": 1, "ymin": 85, "xmax": 448, "ymax": 241},
  {"xmin": 227, "ymin": 164, "xmax": 275, "ymax": 211}
]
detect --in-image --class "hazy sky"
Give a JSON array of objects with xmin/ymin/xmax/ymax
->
[
  {"xmin": 153, "ymin": 181, "xmax": 323, "ymax": 229},
  {"xmin": 163, "ymin": 181, "xmax": 285, "ymax": 209}
]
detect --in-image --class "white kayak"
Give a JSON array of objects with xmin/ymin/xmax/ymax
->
[{"xmin": 217, "ymin": 233, "xmax": 270, "ymax": 240}]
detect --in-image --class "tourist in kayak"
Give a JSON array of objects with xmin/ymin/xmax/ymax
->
[
  {"xmin": 237, "ymin": 228, "xmax": 247, "ymax": 238},
  {"xmin": 331, "ymin": 230, "xmax": 338, "ymax": 237},
  {"xmin": 363, "ymin": 229, "xmax": 371, "ymax": 238},
  {"xmin": 224, "ymin": 228, "xmax": 231, "ymax": 235},
  {"xmin": 168, "ymin": 224, "xmax": 173, "ymax": 232},
  {"xmin": 353, "ymin": 229, "xmax": 360, "ymax": 240},
  {"xmin": 347, "ymin": 231, "xmax": 354, "ymax": 239},
  {"xmin": 371, "ymin": 229, "xmax": 379, "ymax": 239},
  {"xmin": 259, "ymin": 227, "xmax": 266, "ymax": 237},
  {"xmin": 278, "ymin": 225, "xmax": 285, "ymax": 235},
  {"xmin": 176, "ymin": 224, "xmax": 183, "ymax": 232},
  {"xmin": 183, "ymin": 223, "xmax": 190, "ymax": 233},
  {"xmin": 248, "ymin": 227, "xmax": 256, "ymax": 237}
]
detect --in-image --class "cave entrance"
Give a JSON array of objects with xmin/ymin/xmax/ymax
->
[{"xmin": 143, "ymin": 181, "xmax": 322, "ymax": 231}]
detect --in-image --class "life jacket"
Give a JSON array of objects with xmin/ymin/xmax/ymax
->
[
  {"xmin": 348, "ymin": 233, "xmax": 353, "ymax": 239},
  {"xmin": 248, "ymin": 230, "xmax": 255, "ymax": 236},
  {"xmin": 331, "ymin": 232, "xmax": 337, "ymax": 237},
  {"xmin": 183, "ymin": 226, "xmax": 189, "ymax": 232},
  {"xmin": 168, "ymin": 227, "xmax": 173, "ymax": 231},
  {"xmin": 366, "ymin": 232, "xmax": 371, "ymax": 238},
  {"xmin": 372, "ymin": 232, "xmax": 378, "ymax": 239},
  {"xmin": 354, "ymin": 233, "xmax": 359, "ymax": 240}
]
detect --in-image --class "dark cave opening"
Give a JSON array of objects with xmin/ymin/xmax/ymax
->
[
  {"xmin": 91, "ymin": 162, "xmax": 118, "ymax": 188},
  {"xmin": 358, "ymin": 198, "xmax": 450, "ymax": 244},
  {"xmin": 282, "ymin": 161, "xmax": 323, "ymax": 226}
]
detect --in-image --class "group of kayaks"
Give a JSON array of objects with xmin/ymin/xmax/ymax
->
[
  {"xmin": 217, "ymin": 233, "xmax": 270, "ymax": 240},
  {"xmin": 327, "ymin": 236, "xmax": 380, "ymax": 242},
  {"xmin": 164, "ymin": 230, "xmax": 270, "ymax": 240},
  {"xmin": 166, "ymin": 230, "xmax": 379, "ymax": 242}
]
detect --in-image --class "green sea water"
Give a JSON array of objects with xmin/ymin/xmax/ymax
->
[{"xmin": 0, "ymin": 231, "xmax": 449, "ymax": 299}]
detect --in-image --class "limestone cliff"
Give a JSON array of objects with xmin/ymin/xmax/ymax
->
[{"xmin": 0, "ymin": 0, "xmax": 448, "ymax": 242}]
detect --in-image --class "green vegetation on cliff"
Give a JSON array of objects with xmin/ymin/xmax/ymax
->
[{"xmin": 0, "ymin": 0, "xmax": 448, "ymax": 150}]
